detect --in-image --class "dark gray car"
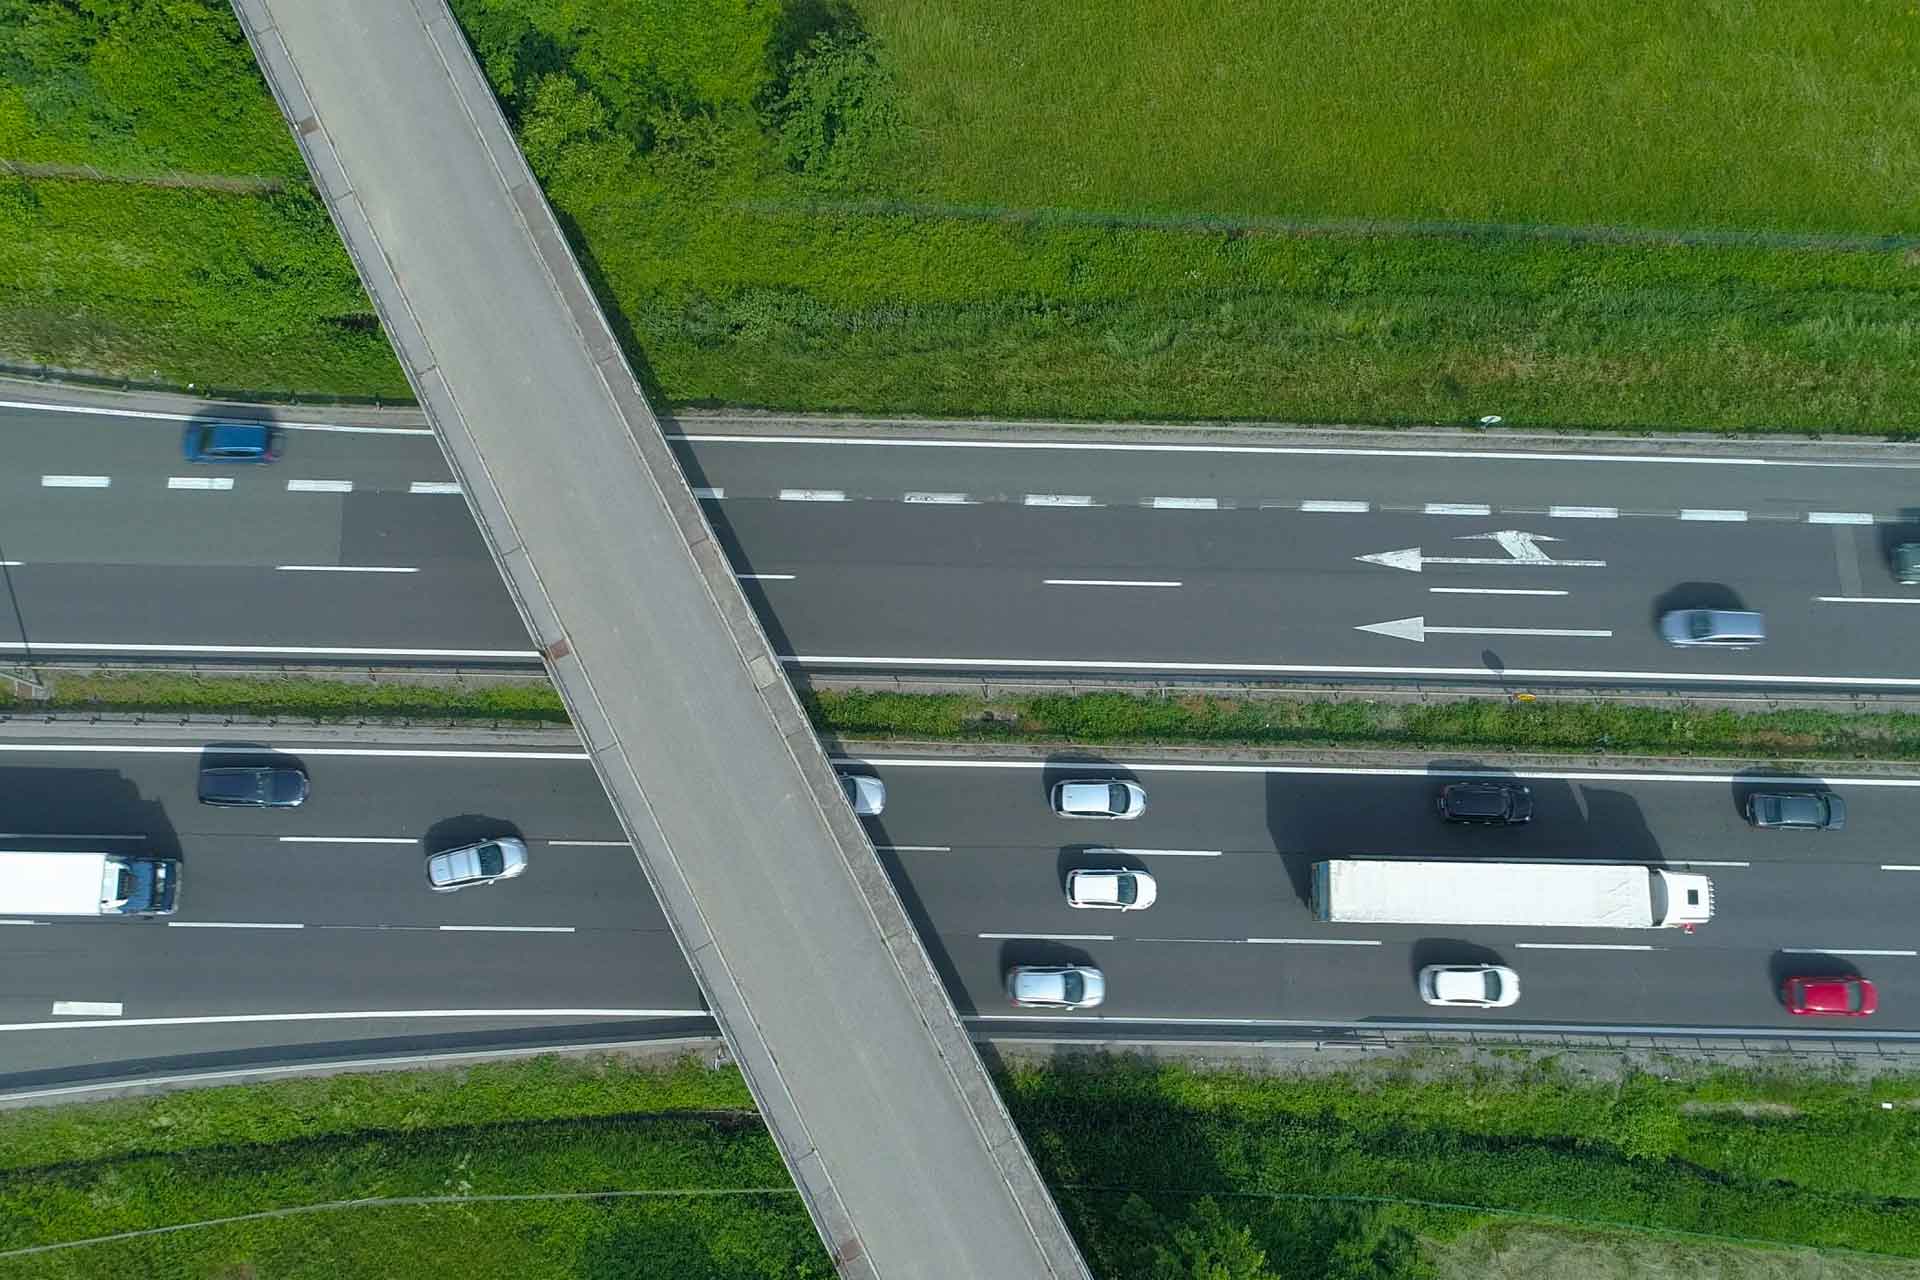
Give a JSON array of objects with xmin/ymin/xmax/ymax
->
[
  {"xmin": 1436, "ymin": 782, "xmax": 1533, "ymax": 825},
  {"xmin": 198, "ymin": 766, "xmax": 309, "ymax": 808},
  {"xmin": 1745, "ymin": 792, "xmax": 1845, "ymax": 831}
]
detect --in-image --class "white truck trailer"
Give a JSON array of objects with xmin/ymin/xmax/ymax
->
[
  {"xmin": 0, "ymin": 850, "xmax": 180, "ymax": 918},
  {"xmin": 1310, "ymin": 859, "xmax": 1713, "ymax": 930}
]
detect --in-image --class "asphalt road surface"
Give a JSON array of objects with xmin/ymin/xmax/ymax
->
[
  {"xmin": 8, "ymin": 403, "xmax": 1920, "ymax": 687},
  {"xmin": 4, "ymin": 735, "xmax": 1915, "ymax": 1089}
]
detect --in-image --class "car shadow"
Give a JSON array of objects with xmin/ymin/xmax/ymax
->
[{"xmin": 422, "ymin": 815, "xmax": 523, "ymax": 854}]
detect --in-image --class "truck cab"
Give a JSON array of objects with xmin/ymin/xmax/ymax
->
[{"xmin": 1649, "ymin": 869, "xmax": 1713, "ymax": 929}]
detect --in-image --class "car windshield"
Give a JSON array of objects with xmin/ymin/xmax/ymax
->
[
  {"xmin": 1481, "ymin": 972, "xmax": 1503, "ymax": 1001},
  {"xmin": 1107, "ymin": 784, "xmax": 1128, "ymax": 812},
  {"xmin": 1059, "ymin": 972, "xmax": 1084, "ymax": 1003},
  {"xmin": 475, "ymin": 844, "xmax": 505, "ymax": 876},
  {"xmin": 1112, "ymin": 875, "xmax": 1137, "ymax": 905},
  {"xmin": 1688, "ymin": 613, "xmax": 1714, "ymax": 639},
  {"xmin": 1845, "ymin": 984, "xmax": 1863, "ymax": 1013},
  {"xmin": 270, "ymin": 772, "xmax": 303, "ymax": 802}
]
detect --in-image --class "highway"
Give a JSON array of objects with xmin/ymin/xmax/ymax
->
[
  {"xmin": 5, "ymin": 734, "xmax": 1917, "ymax": 1090},
  {"xmin": 7, "ymin": 402, "xmax": 1920, "ymax": 686}
]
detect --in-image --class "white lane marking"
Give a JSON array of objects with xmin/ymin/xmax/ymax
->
[
  {"xmin": 547, "ymin": 839, "xmax": 630, "ymax": 848},
  {"xmin": 51, "ymin": 1001, "xmax": 121, "ymax": 1016},
  {"xmin": 1780, "ymin": 947, "xmax": 1918, "ymax": 957},
  {"xmin": 409, "ymin": 481, "xmax": 462, "ymax": 494},
  {"xmin": 737, "ymin": 573, "xmax": 796, "ymax": 581},
  {"xmin": 0, "ymin": 832, "xmax": 145, "ymax": 841},
  {"xmin": 0, "ymin": 920, "xmax": 44, "ymax": 926},
  {"xmin": 779, "ymin": 488, "xmax": 846, "ymax": 502},
  {"xmin": 0, "ymin": 743, "xmax": 585, "ymax": 760},
  {"xmin": 671, "ymin": 431, "xmax": 1920, "ymax": 473},
  {"xmin": 1356, "ymin": 615, "xmax": 1611, "ymax": 642},
  {"xmin": 904, "ymin": 491, "xmax": 972, "ymax": 504},
  {"xmin": 874, "ymin": 845, "xmax": 952, "ymax": 852},
  {"xmin": 0, "ymin": 399, "xmax": 432, "ymax": 435},
  {"xmin": 1881, "ymin": 865, "xmax": 1920, "ymax": 871},
  {"xmin": 41, "ymin": 474, "xmax": 111, "ymax": 488},
  {"xmin": 168, "ymin": 921, "xmax": 304, "ymax": 930},
  {"xmin": 1150, "ymin": 496, "xmax": 1219, "ymax": 510},
  {"xmin": 1088, "ymin": 847, "xmax": 1221, "ymax": 858},
  {"xmin": 278, "ymin": 836, "xmax": 414, "ymax": 844},
  {"xmin": 1809, "ymin": 511, "xmax": 1874, "ymax": 525},
  {"xmin": 1425, "ymin": 502, "xmax": 1490, "ymax": 516},
  {"xmin": 166, "ymin": 476, "xmax": 234, "ymax": 491},
  {"xmin": 1515, "ymin": 942, "xmax": 1658, "ymax": 952},
  {"xmin": 0, "ymin": 642, "xmax": 541, "ymax": 659},
  {"xmin": 1043, "ymin": 579, "xmax": 1182, "ymax": 588},
  {"xmin": 1299, "ymin": 500, "xmax": 1369, "ymax": 513},
  {"xmin": 1817, "ymin": 597, "xmax": 1920, "ymax": 606},
  {"xmin": 1428, "ymin": 587, "xmax": 1569, "ymax": 596},
  {"xmin": 439, "ymin": 925, "xmax": 575, "ymax": 934},
  {"xmin": 691, "ymin": 486, "xmax": 724, "ymax": 499},
  {"xmin": 1247, "ymin": 937, "xmax": 1382, "ymax": 946},
  {"xmin": 274, "ymin": 565, "xmax": 419, "ymax": 574},
  {"xmin": 1681, "ymin": 509, "xmax": 1747, "ymax": 522},
  {"xmin": 1024, "ymin": 493, "xmax": 1096, "ymax": 507},
  {"xmin": 0, "ymin": 1007, "xmax": 699, "ymax": 1034},
  {"xmin": 1358, "ymin": 533, "xmax": 1606, "ymax": 573},
  {"xmin": 1548, "ymin": 505, "xmax": 1617, "ymax": 519},
  {"xmin": 977, "ymin": 932, "xmax": 1114, "ymax": 941},
  {"xmin": 0, "ymin": 561, "xmax": 20, "ymax": 567},
  {"xmin": 789, "ymin": 654, "xmax": 1920, "ymax": 690},
  {"xmin": 286, "ymin": 479, "xmax": 354, "ymax": 493}
]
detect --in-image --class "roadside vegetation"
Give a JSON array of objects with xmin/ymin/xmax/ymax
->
[
  {"xmin": 29, "ymin": 670, "xmax": 1920, "ymax": 765},
  {"xmin": 8, "ymin": 1051, "xmax": 1920, "ymax": 1278}
]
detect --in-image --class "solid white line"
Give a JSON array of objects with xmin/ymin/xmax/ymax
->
[
  {"xmin": 409, "ymin": 481, "xmax": 462, "ymax": 494},
  {"xmin": 779, "ymin": 488, "xmax": 846, "ymax": 502},
  {"xmin": 788, "ymin": 653, "xmax": 1920, "ymax": 690},
  {"xmin": 874, "ymin": 845, "xmax": 952, "ymax": 852},
  {"xmin": 1881, "ymin": 865, "xmax": 1920, "ymax": 872},
  {"xmin": 0, "ymin": 743, "xmax": 585, "ymax": 761},
  {"xmin": 1246, "ymin": 937, "xmax": 1383, "ymax": 947},
  {"xmin": 439, "ymin": 925, "xmax": 575, "ymax": 934},
  {"xmin": 546, "ymin": 839, "xmax": 630, "ymax": 848},
  {"xmin": 278, "ymin": 836, "xmax": 414, "ymax": 845},
  {"xmin": 1299, "ymin": 500, "xmax": 1369, "ymax": 513},
  {"xmin": 736, "ymin": 573, "xmax": 795, "ymax": 581},
  {"xmin": 977, "ymin": 932, "xmax": 1113, "ymax": 941},
  {"xmin": 0, "ymin": 399, "xmax": 432, "ymax": 435},
  {"xmin": 1548, "ymin": 505, "xmax": 1617, "ymax": 519},
  {"xmin": 1043, "ymin": 579, "xmax": 1182, "ymax": 588},
  {"xmin": 1150, "ymin": 497, "xmax": 1219, "ymax": 510},
  {"xmin": 1428, "ymin": 587, "xmax": 1569, "ymax": 596},
  {"xmin": 1424, "ymin": 502, "xmax": 1490, "ymax": 516},
  {"xmin": 904, "ymin": 491, "xmax": 972, "ymax": 504},
  {"xmin": 1809, "ymin": 511, "xmax": 1874, "ymax": 525},
  {"xmin": 690, "ymin": 486, "xmax": 724, "ymax": 499},
  {"xmin": 51, "ymin": 1001, "xmax": 121, "ymax": 1017},
  {"xmin": 1681, "ymin": 509, "xmax": 1747, "ymax": 522},
  {"xmin": 168, "ymin": 921, "xmax": 303, "ymax": 930},
  {"xmin": 1024, "ymin": 494, "xmax": 1096, "ymax": 507},
  {"xmin": 1779, "ymin": 947, "xmax": 1918, "ymax": 957},
  {"xmin": 0, "ymin": 641, "xmax": 541, "ymax": 659},
  {"xmin": 0, "ymin": 832, "xmax": 145, "ymax": 841},
  {"xmin": 1515, "ymin": 942, "xmax": 1658, "ymax": 952},
  {"xmin": 274, "ymin": 565, "xmax": 419, "ymax": 574},
  {"xmin": 286, "ymin": 479, "xmax": 354, "ymax": 493},
  {"xmin": 0, "ymin": 1007, "xmax": 698, "ymax": 1034},
  {"xmin": 1089, "ymin": 847, "xmax": 1221, "ymax": 858},
  {"xmin": 167, "ymin": 476, "xmax": 234, "ymax": 491},
  {"xmin": 41, "ymin": 474, "xmax": 111, "ymax": 488},
  {"xmin": 1816, "ymin": 597, "xmax": 1920, "ymax": 606}
]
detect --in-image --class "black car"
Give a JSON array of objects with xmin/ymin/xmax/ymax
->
[
  {"xmin": 198, "ymin": 766, "xmax": 309, "ymax": 808},
  {"xmin": 1436, "ymin": 782, "xmax": 1533, "ymax": 825},
  {"xmin": 1745, "ymin": 791, "xmax": 1844, "ymax": 831}
]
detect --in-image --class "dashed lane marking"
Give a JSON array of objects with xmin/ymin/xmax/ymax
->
[
  {"xmin": 1780, "ymin": 947, "xmax": 1918, "ymax": 957},
  {"xmin": 977, "ymin": 932, "xmax": 1114, "ymax": 941},
  {"xmin": 1298, "ymin": 500, "xmax": 1369, "ymax": 513},
  {"xmin": 1516, "ymin": 942, "xmax": 1658, "ymax": 952},
  {"xmin": 1816, "ymin": 597, "xmax": 1920, "ymax": 606},
  {"xmin": 51, "ymin": 1002, "xmax": 121, "ymax": 1016},
  {"xmin": 166, "ymin": 477, "xmax": 234, "ymax": 491},
  {"xmin": 1548, "ymin": 505, "xmax": 1618, "ymax": 519},
  {"xmin": 1681, "ymin": 509, "xmax": 1747, "ymax": 522},
  {"xmin": 904, "ymin": 491, "xmax": 973, "ymax": 504},
  {"xmin": 1024, "ymin": 493, "xmax": 1097, "ymax": 507},
  {"xmin": 778, "ymin": 488, "xmax": 846, "ymax": 502},
  {"xmin": 440, "ymin": 925, "xmax": 575, "ymax": 934},
  {"xmin": 1424, "ymin": 502, "xmax": 1490, "ymax": 516},
  {"xmin": 274, "ymin": 565, "xmax": 419, "ymax": 573},
  {"xmin": 1247, "ymin": 937, "xmax": 1382, "ymax": 946},
  {"xmin": 168, "ymin": 921, "xmax": 303, "ymax": 930},
  {"xmin": 40, "ymin": 475, "xmax": 110, "ymax": 488},
  {"xmin": 286, "ymin": 479, "xmax": 354, "ymax": 493},
  {"xmin": 1043, "ymin": 578, "xmax": 1182, "ymax": 588},
  {"xmin": 1809, "ymin": 511, "xmax": 1874, "ymax": 525},
  {"xmin": 408, "ymin": 481, "xmax": 462, "ymax": 494},
  {"xmin": 1149, "ymin": 496, "xmax": 1219, "ymax": 510}
]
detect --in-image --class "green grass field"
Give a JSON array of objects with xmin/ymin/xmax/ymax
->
[{"xmin": 9, "ymin": 1052, "xmax": 1920, "ymax": 1279}]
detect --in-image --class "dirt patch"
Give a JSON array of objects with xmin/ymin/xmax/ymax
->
[
  {"xmin": 1430, "ymin": 1222, "xmax": 1920, "ymax": 1280},
  {"xmin": 1679, "ymin": 1101, "xmax": 1802, "ymax": 1119}
]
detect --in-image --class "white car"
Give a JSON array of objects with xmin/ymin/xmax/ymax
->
[
  {"xmin": 838, "ymin": 773, "xmax": 886, "ymax": 817},
  {"xmin": 1418, "ymin": 964, "xmax": 1520, "ymax": 1009},
  {"xmin": 426, "ymin": 837, "xmax": 529, "ymax": 893},
  {"xmin": 1050, "ymin": 780, "xmax": 1147, "ymax": 820},
  {"xmin": 1006, "ymin": 965, "xmax": 1106, "ymax": 1009},
  {"xmin": 1065, "ymin": 868, "xmax": 1157, "ymax": 911}
]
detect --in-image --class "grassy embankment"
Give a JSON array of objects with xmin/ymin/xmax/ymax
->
[
  {"xmin": 10, "ymin": 1053, "xmax": 1920, "ymax": 1278},
  {"xmin": 30, "ymin": 671, "xmax": 1920, "ymax": 764},
  {"xmin": 5, "ymin": 0, "xmax": 1920, "ymax": 427}
]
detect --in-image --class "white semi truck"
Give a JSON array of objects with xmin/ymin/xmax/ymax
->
[
  {"xmin": 1310, "ymin": 859, "xmax": 1713, "ymax": 930},
  {"xmin": 0, "ymin": 850, "xmax": 180, "ymax": 918}
]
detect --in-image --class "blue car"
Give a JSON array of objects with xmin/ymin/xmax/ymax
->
[{"xmin": 183, "ymin": 421, "xmax": 277, "ymax": 463}]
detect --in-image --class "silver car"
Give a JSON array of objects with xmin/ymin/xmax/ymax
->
[
  {"xmin": 1050, "ymin": 780, "xmax": 1147, "ymax": 820},
  {"xmin": 838, "ymin": 773, "xmax": 886, "ymax": 817},
  {"xmin": 426, "ymin": 837, "xmax": 529, "ymax": 892},
  {"xmin": 1659, "ymin": 609, "xmax": 1765, "ymax": 649},
  {"xmin": 1006, "ymin": 965, "xmax": 1106, "ymax": 1009}
]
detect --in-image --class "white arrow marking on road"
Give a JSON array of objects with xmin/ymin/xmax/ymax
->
[
  {"xmin": 1356, "ymin": 616, "xmax": 1614, "ymax": 643},
  {"xmin": 1356, "ymin": 529, "xmax": 1606, "ymax": 573}
]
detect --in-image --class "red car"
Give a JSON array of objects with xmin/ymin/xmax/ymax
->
[{"xmin": 1783, "ymin": 976, "xmax": 1877, "ymax": 1017}]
